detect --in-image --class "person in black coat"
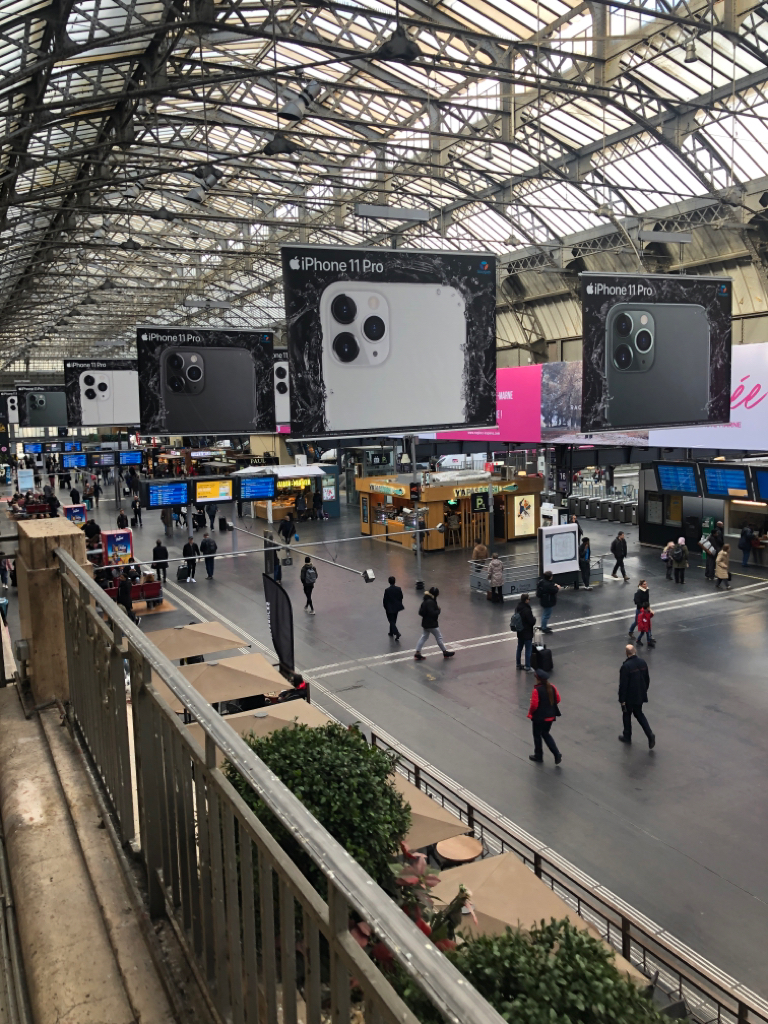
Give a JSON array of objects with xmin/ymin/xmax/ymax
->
[
  {"xmin": 116, "ymin": 509, "xmax": 128, "ymax": 530},
  {"xmin": 414, "ymin": 587, "xmax": 455, "ymax": 660},
  {"xmin": 536, "ymin": 571, "xmax": 560, "ymax": 633},
  {"xmin": 618, "ymin": 644, "xmax": 655, "ymax": 748},
  {"xmin": 69, "ymin": 486, "xmax": 81, "ymax": 505},
  {"xmin": 627, "ymin": 580, "xmax": 650, "ymax": 639},
  {"xmin": 383, "ymin": 575, "xmax": 404, "ymax": 640},
  {"xmin": 152, "ymin": 539, "xmax": 169, "ymax": 583},
  {"xmin": 200, "ymin": 533, "xmax": 217, "ymax": 579},
  {"xmin": 610, "ymin": 531, "xmax": 630, "ymax": 581},
  {"xmin": 577, "ymin": 536, "xmax": 593, "ymax": 590},
  {"xmin": 131, "ymin": 495, "xmax": 142, "ymax": 527},
  {"xmin": 706, "ymin": 521, "xmax": 724, "ymax": 579},
  {"xmin": 182, "ymin": 539, "xmax": 200, "ymax": 581},
  {"xmin": 513, "ymin": 593, "xmax": 536, "ymax": 673},
  {"xmin": 116, "ymin": 570, "xmax": 140, "ymax": 625}
]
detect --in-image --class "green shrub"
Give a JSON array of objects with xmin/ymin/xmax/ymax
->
[
  {"xmin": 389, "ymin": 919, "xmax": 666, "ymax": 1024},
  {"xmin": 224, "ymin": 722, "xmax": 411, "ymax": 893}
]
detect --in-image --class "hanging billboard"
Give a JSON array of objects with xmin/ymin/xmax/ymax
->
[
  {"xmin": 282, "ymin": 245, "xmax": 497, "ymax": 436},
  {"xmin": 581, "ymin": 272, "xmax": 732, "ymax": 432},
  {"xmin": 64, "ymin": 359, "xmax": 140, "ymax": 427},
  {"xmin": 16, "ymin": 385, "xmax": 68, "ymax": 427},
  {"xmin": 137, "ymin": 327, "xmax": 275, "ymax": 434},
  {"xmin": 0, "ymin": 392, "xmax": 18, "ymax": 425}
]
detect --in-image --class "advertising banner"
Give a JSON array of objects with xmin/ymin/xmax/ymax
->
[
  {"xmin": 437, "ymin": 365, "xmax": 541, "ymax": 443},
  {"xmin": 194, "ymin": 478, "xmax": 233, "ymax": 504},
  {"xmin": 0, "ymin": 392, "xmax": 18, "ymax": 425},
  {"xmin": 282, "ymin": 245, "xmax": 497, "ymax": 436},
  {"xmin": 514, "ymin": 495, "xmax": 535, "ymax": 536},
  {"xmin": 581, "ymin": 272, "xmax": 732, "ymax": 431},
  {"xmin": 263, "ymin": 572, "xmax": 295, "ymax": 674},
  {"xmin": 64, "ymin": 359, "xmax": 140, "ymax": 427},
  {"xmin": 16, "ymin": 385, "xmax": 68, "ymax": 427},
  {"xmin": 137, "ymin": 326, "xmax": 275, "ymax": 434},
  {"xmin": 103, "ymin": 529, "xmax": 133, "ymax": 566},
  {"xmin": 649, "ymin": 343, "xmax": 768, "ymax": 450},
  {"xmin": 63, "ymin": 504, "xmax": 87, "ymax": 526}
]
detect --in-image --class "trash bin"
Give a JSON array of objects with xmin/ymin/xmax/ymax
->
[{"xmin": 219, "ymin": 516, "xmax": 228, "ymax": 532}]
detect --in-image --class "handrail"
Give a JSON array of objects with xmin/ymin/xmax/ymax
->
[{"xmin": 56, "ymin": 547, "xmax": 507, "ymax": 1024}]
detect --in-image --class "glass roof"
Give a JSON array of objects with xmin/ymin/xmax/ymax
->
[{"xmin": 1, "ymin": 0, "xmax": 768, "ymax": 358}]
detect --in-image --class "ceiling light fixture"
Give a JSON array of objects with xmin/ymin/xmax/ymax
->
[
  {"xmin": 262, "ymin": 134, "xmax": 300, "ymax": 156},
  {"xmin": 376, "ymin": 24, "xmax": 422, "ymax": 63},
  {"xmin": 684, "ymin": 39, "xmax": 698, "ymax": 63},
  {"xmin": 278, "ymin": 80, "xmax": 322, "ymax": 121},
  {"xmin": 120, "ymin": 237, "xmax": 142, "ymax": 251}
]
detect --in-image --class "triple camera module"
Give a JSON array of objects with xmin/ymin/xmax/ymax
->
[
  {"xmin": 329, "ymin": 291, "xmax": 389, "ymax": 366},
  {"xmin": 611, "ymin": 309, "xmax": 655, "ymax": 373},
  {"xmin": 82, "ymin": 373, "xmax": 109, "ymax": 402},
  {"xmin": 166, "ymin": 351, "xmax": 204, "ymax": 394}
]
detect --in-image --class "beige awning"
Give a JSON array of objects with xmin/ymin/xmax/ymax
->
[
  {"xmin": 151, "ymin": 652, "xmax": 289, "ymax": 713},
  {"xmin": 432, "ymin": 853, "xmax": 646, "ymax": 985},
  {"xmin": 392, "ymin": 774, "xmax": 470, "ymax": 851},
  {"xmin": 185, "ymin": 700, "xmax": 332, "ymax": 765},
  {"xmin": 143, "ymin": 620, "xmax": 246, "ymax": 661}
]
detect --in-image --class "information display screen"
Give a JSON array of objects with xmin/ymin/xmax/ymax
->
[
  {"xmin": 653, "ymin": 462, "xmax": 701, "ymax": 495},
  {"xmin": 752, "ymin": 469, "xmax": 768, "ymax": 502},
  {"xmin": 45, "ymin": 442, "xmax": 62, "ymax": 453},
  {"xmin": 89, "ymin": 451, "xmax": 115, "ymax": 467},
  {"xmin": 194, "ymin": 478, "xmax": 233, "ymax": 503},
  {"xmin": 119, "ymin": 450, "xmax": 143, "ymax": 465},
  {"xmin": 701, "ymin": 464, "xmax": 752, "ymax": 499},
  {"xmin": 23, "ymin": 443, "xmax": 42, "ymax": 454},
  {"xmin": 237, "ymin": 475, "xmax": 277, "ymax": 501},
  {"xmin": 64, "ymin": 441, "xmax": 82, "ymax": 452},
  {"xmin": 63, "ymin": 452, "xmax": 88, "ymax": 468},
  {"xmin": 143, "ymin": 481, "xmax": 190, "ymax": 509}
]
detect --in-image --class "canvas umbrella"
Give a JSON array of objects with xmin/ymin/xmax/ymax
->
[
  {"xmin": 392, "ymin": 773, "xmax": 472, "ymax": 851},
  {"xmin": 151, "ymin": 651, "xmax": 290, "ymax": 713},
  {"xmin": 143, "ymin": 620, "xmax": 246, "ymax": 661},
  {"xmin": 185, "ymin": 700, "xmax": 332, "ymax": 765}
]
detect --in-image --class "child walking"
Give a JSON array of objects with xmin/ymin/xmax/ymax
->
[{"xmin": 636, "ymin": 603, "xmax": 655, "ymax": 648}]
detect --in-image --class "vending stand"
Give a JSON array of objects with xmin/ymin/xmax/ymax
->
[{"xmin": 63, "ymin": 503, "xmax": 87, "ymax": 527}]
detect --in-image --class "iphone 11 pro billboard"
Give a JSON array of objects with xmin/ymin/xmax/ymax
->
[
  {"xmin": 137, "ymin": 327, "xmax": 275, "ymax": 434},
  {"xmin": 282, "ymin": 245, "xmax": 497, "ymax": 436},
  {"xmin": 581, "ymin": 272, "xmax": 732, "ymax": 432},
  {"xmin": 64, "ymin": 359, "xmax": 140, "ymax": 427}
]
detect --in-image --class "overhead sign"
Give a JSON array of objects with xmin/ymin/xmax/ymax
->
[
  {"xmin": 282, "ymin": 244, "xmax": 496, "ymax": 436},
  {"xmin": 237, "ymin": 475, "xmax": 277, "ymax": 501},
  {"xmin": 64, "ymin": 359, "xmax": 140, "ymax": 427},
  {"xmin": 141, "ymin": 480, "xmax": 190, "ymax": 509},
  {"xmin": 471, "ymin": 492, "xmax": 490, "ymax": 513},
  {"xmin": 581, "ymin": 272, "xmax": 732, "ymax": 431},
  {"xmin": 368, "ymin": 482, "xmax": 407, "ymax": 496},
  {"xmin": 194, "ymin": 478, "xmax": 233, "ymax": 503},
  {"xmin": 277, "ymin": 477, "xmax": 311, "ymax": 490},
  {"xmin": 137, "ymin": 326, "xmax": 275, "ymax": 434}
]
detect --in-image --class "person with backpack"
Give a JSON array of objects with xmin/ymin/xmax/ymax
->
[
  {"xmin": 715, "ymin": 543, "xmax": 732, "ymax": 590},
  {"xmin": 671, "ymin": 536, "xmax": 688, "ymax": 584},
  {"xmin": 627, "ymin": 580, "xmax": 649, "ymax": 639},
  {"xmin": 705, "ymin": 521, "xmax": 724, "ymax": 579},
  {"xmin": 610, "ymin": 530, "xmax": 629, "ymax": 581},
  {"xmin": 738, "ymin": 523, "xmax": 754, "ymax": 568},
  {"xmin": 300, "ymin": 556, "xmax": 318, "ymax": 614},
  {"xmin": 577, "ymin": 536, "xmax": 593, "ymax": 590},
  {"xmin": 182, "ymin": 538, "xmax": 200, "ymax": 582},
  {"xmin": 511, "ymin": 593, "xmax": 536, "ymax": 673},
  {"xmin": 618, "ymin": 644, "xmax": 655, "ymax": 748},
  {"xmin": 536, "ymin": 571, "xmax": 560, "ymax": 633},
  {"xmin": 414, "ymin": 587, "xmax": 455, "ymax": 660},
  {"xmin": 383, "ymin": 575, "xmax": 404, "ymax": 639},
  {"xmin": 636, "ymin": 603, "xmax": 655, "ymax": 647},
  {"xmin": 527, "ymin": 667, "xmax": 562, "ymax": 765},
  {"xmin": 200, "ymin": 532, "xmax": 218, "ymax": 579},
  {"xmin": 487, "ymin": 552, "xmax": 504, "ymax": 603},
  {"xmin": 661, "ymin": 540, "xmax": 675, "ymax": 581}
]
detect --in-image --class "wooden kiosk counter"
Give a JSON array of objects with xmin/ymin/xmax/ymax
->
[{"xmin": 355, "ymin": 474, "xmax": 543, "ymax": 550}]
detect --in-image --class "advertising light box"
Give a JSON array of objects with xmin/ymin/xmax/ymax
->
[
  {"xmin": 701, "ymin": 464, "xmax": 752, "ymax": 499},
  {"xmin": 63, "ymin": 452, "xmax": 88, "ymax": 468},
  {"xmin": 141, "ymin": 481, "xmax": 190, "ymax": 509},
  {"xmin": 538, "ymin": 524, "xmax": 580, "ymax": 576},
  {"xmin": 194, "ymin": 478, "xmax": 233, "ymax": 503},
  {"xmin": 282, "ymin": 245, "xmax": 497, "ymax": 436},
  {"xmin": 119, "ymin": 450, "xmax": 142, "ymax": 465},
  {"xmin": 45, "ymin": 442, "xmax": 62, "ymax": 453},
  {"xmin": 653, "ymin": 462, "xmax": 701, "ymax": 495},
  {"xmin": 63, "ymin": 359, "xmax": 140, "ymax": 427},
  {"xmin": 16, "ymin": 385, "xmax": 69, "ymax": 427},
  {"xmin": 137, "ymin": 327, "xmax": 275, "ymax": 434},
  {"xmin": 237, "ymin": 475, "xmax": 277, "ymax": 501},
  {"xmin": 581, "ymin": 273, "xmax": 732, "ymax": 431}
]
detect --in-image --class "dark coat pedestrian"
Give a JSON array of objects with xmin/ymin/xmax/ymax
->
[
  {"xmin": 69, "ymin": 487, "xmax": 81, "ymax": 505},
  {"xmin": 300, "ymin": 556, "xmax": 318, "ymax": 613},
  {"xmin": 116, "ymin": 573, "xmax": 140, "ymax": 625},
  {"xmin": 414, "ymin": 588, "xmax": 454, "ymax": 660},
  {"xmin": 706, "ymin": 522, "xmax": 724, "ymax": 578},
  {"xmin": 513, "ymin": 594, "xmax": 536, "ymax": 672},
  {"xmin": 527, "ymin": 669, "xmax": 562, "ymax": 764},
  {"xmin": 200, "ymin": 533, "xmax": 217, "ymax": 578},
  {"xmin": 182, "ymin": 540, "xmax": 200, "ymax": 581},
  {"xmin": 116, "ymin": 510, "xmax": 128, "ymax": 529},
  {"xmin": 628, "ymin": 581, "xmax": 649, "ymax": 637},
  {"xmin": 618, "ymin": 646, "xmax": 655, "ymax": 747},
  {"xmin": 610, "ymin": 532, "xmax": 629, "ymax": 580},
  {"xmin": 152, "ymin": 540, "xmax": 169, "ymax": 582},
  {"xmin": 577, "ymin": 537, "xmax": 592, "ymax": 590},
  {"xmin": 536, "ymin": 572, "xmax": 560, "ymax": 633},
  {"xmin": 383, "ymin": 577, "xmax": 404, "ymax": 639},
  {"xmin": 671, "ymin": 537, "xmax": 688, "ymax": 583}
]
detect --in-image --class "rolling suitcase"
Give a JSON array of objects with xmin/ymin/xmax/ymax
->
[
  {"xmin": 530, "ymin": 633, "xmax": 553, "ymax": 673},
  {"xmin": 177, "ymin": 563, "xmax": 190, "ymax": 581},
  {"xmin": 130, "ymin": 516, "xmax": 138, "ymax": 528}
]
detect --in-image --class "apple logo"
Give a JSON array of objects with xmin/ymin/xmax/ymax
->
[
  {"xmin": 141, "ymin": 333, "xmax": 148, "ymax": 340},
  {"xmin": 586, "ymin": 283, "xmax": 594, "ymax": 294},
  {"xmin": 289, "ymin": 257, "xmax": 301, "ymax": 271}
]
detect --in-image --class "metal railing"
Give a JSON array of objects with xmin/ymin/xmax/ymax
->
[
  {"xmin": 56, "ymin": 548, "xmax": 506, "ymax": 1024},
  {"xmin": 364, "ymin": 725, "xmax": 768, "ymax": 1024}
]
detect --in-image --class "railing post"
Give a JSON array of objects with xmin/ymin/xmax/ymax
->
[
  {"xmin": 130, "ymin": 654, "xmax": 165, "ymax": 916},
  {"xmin": 533, "ymin": 852, "xmax": 542, "ymax": 879},
  {"xmin": 738, "ymin": 1001, "xmax": 749, "ymax": 1024},
  {"xmin": 621, "ymin": 915, "xmax": 631, "ymax": 961},
  {"xmin": 328, "ymin": 882, "xmax": 351, "ymax": 1024}
]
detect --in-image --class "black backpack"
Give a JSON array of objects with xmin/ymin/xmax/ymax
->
[
  {"xmin": 672, "ymin": 544, "xmax": 684, "ymax": 563},
  {"xmin": 510, "ymin": 609, "xmax": 523, "ymax": 632}
]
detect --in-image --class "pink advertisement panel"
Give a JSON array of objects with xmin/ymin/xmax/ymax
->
[{"xmin": 436, "ymin": 365, "xmax": 542, "ymax": 443}]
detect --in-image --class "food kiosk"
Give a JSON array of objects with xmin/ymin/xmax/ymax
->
[
  {"xmin": 232, "ymin": 465, "xmax": 328, "ymax": 521},
  {"xmin": 356, "ymin": 473, "xmax": 543, "ymax": 550}
]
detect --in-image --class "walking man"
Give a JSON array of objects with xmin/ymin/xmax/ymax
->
[
  {"xmin": 627, "ymin": 579, "xmax": 649, "ymax": 639},
  {"xmin": 536, "ymin": 571, "xmax": 561, "ymax": 633},
  {"xmin": 383, "ymin": 575, "xmax": 404, "ymax": 639},
  {"xmin": 207, "ymin": 502, "xmax": 219, "ymax": 532},
  {"xmin": 116, "ymin": 508, "xmax": 128, "ymax": 529},
  {"xmin": 618, "ymin": 644, "xmax": 655, "ymax": 748},
  {"xmin": 512, "ymin": 592, "xmax": 536, "ymax": 673},
  {"xmin": 414, "ymin": 587, "xmax": 455, "ymax": 660},
  {"xmin": 131, "ymin": 494, "xmax": 142, "ymax": 527},
  {"xmin": 200, "ymin": 532, "xmax": 217, "ymax": 579},
  {"xmin": 300, "ymin": 556, "xmax": 318, "ymax": 614},
  {"xmin": 182, "ymin": 537, "xmax": 200, "ymax": 582},
  {"xmin": 610, "ymin": 530, "xmax": 630, "ymax": 581},
  {"xmin": 278, "ymin": 512, "xmax": 296, "ymax": 552},
  {"xmin": 152, "ymin": 538, "xmax": 169, "ymax": 583},
  {"xmin": 93, "ymin": 479, "xmax": 102, "ymax": 508}
]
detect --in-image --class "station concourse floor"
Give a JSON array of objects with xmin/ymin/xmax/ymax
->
[{"xmin": 74, "ymin": 493, "xmax": 768, "ymax": 995}]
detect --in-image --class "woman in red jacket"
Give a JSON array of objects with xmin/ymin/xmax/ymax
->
[{"xmin": 527, "ymin": 668, "xmax": 562, "ymax": 765}]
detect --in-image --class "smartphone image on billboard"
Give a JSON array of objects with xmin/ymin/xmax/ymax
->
[
  {"xmin": 273, "ymin": 347, "xmax": 291, "ymax": 426},
  {"xmin": 25, "ymin": 391, "xmax": 68, "ymax": 427},
  {"xmin": 6, "ymin": 395, "xmax": 18, "ymax": 424},
  {"xmin": 319, "ymin": 281, "xmax": 466, "ymax": 432},
  {"xmin": 79, "ymin": 370, "xmax": 140, "ymax": 426},
  {"xmin": 605, "ymin": 304, "xmax": 710, "ymax": 429},
  {"xmin": 159, "ymin": 347, "xmax": 257, "ymax": 433}
]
